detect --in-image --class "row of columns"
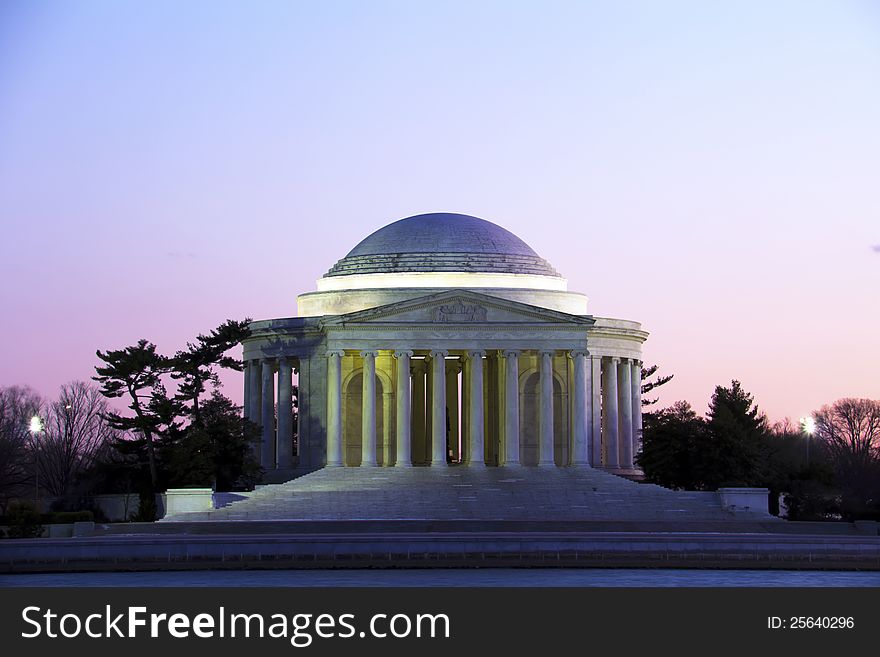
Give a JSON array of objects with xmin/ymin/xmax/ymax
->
[
  {"xmin": 243, "ymin": 357, "xmax": 296, "ymax": 470},
  {"xmin": 600, "ymin": 356, "xmax": 644, "ymax": 469},
  {"xmin": 322, "ymin": 349, "xmax": 642, "ymax": 469}
]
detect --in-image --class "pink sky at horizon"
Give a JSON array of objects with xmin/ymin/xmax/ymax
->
[{"xmin": 1, "ymin": 1, "xmax": 878, "ymax": 424}]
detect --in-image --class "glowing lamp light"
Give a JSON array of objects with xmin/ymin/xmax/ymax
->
[
  {"xmin": 29, "ymin": 416, "xmax": 43, "ymax": 434},
  {"xmin": 799, "ymin": 417, "xmax": 816, "ymax": 435}
]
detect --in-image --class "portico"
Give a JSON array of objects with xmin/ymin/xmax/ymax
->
[{"xmin": 244, "ymin": 291, "xmax": 646, "ymax": 474}]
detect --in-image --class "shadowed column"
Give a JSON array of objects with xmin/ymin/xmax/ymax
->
[
  {"xmin": 468, "ymin": 350, "xmax": 485, "ymax": 465},
  {"xmin": 261, "ymin": 359, "xmax": 275, "ymax": 469},
  {"xmin": 430, "ymin": 350, "xmax": 448, "ymax": 466},
  {"xmin": 297, "ymin": 357, "xmax": 313, "ymax": 470},
  {"xmin": 361, "ymin": 351, "xmax": 378, "ymax": 467},
  {"xmin": 603, "ymin": 357, "xmax": 620, "ymax": 468},
  {"xmin": 446, "ymin": 359, "xmax": 461, "ymax": 462},
  {"xmin": 277, "ymin": 357, "xmax": 293, "ymax": 469},
  {"xmin": 618, "ymin": 358, "xmax": 634, "ymax": 469},
  {"xmin": 382, "ymin": 390, "xmax": 393, "ymax": 465},
  {"xmin": 249, "ymin": 360, "xmax": 262, "ymax": 426},
  {"xmin": 539, "ymin": 350, "xmax": 555, "ymax": 466},
  {"xmin": 590, "ymin": 355, "xmax": 602, "ymax": 466},
  {"xmin": 571, "ymin": 350, "xmax": 590, "ymax": 466},
  {"xmin": 325, "ymin": 350, "xmax": 344, "ymax": 466},
  {"xmin": 394, "ymin": 350, "xmax": 413, "ymax": 467},
  {"xmin": 243, "ymin": 360, "xmax": 252, "ymax": 421},
  {"xmin": 503, "ymin": 350, "xmax": 520, "ymax": 466},
  {"xmin": 631, "ymin": 359, "xmax": 643, "ymax": 464}
]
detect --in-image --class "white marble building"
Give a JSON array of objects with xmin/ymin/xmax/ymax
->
[{"xmin": 242, "ymin": 213, "xmax": 646, "ymax": 480}]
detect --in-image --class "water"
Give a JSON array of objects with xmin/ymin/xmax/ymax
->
[{"xmin": 2, "ymin": 569, "xmax": 879, "ymax": 587}]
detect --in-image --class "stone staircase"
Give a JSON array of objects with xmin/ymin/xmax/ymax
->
[{"xmin": 161, "ymin": 466, "xmax": 750, "ymax": 523}]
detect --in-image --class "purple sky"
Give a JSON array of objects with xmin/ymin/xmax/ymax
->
[{"xmin": 1, "ymin": 1, "xmax": 878, "ymax": 423}]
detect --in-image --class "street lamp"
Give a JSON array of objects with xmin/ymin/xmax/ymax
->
[
  {"xmin": 29, "ymin": 415, "xmax": 43, "ymax": 505},
  {"xmin": 799, "ymin": 416, "xmax": 816, "ymax": 466}
]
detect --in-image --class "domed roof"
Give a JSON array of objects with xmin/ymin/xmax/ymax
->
[{"xmin": 324, "ymin": 213, "xmax": 560, "ymax": 278}]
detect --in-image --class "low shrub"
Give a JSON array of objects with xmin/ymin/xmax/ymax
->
[{"xmin": 4, "ymin": 501, "xmax": 43, "ymax": 539}]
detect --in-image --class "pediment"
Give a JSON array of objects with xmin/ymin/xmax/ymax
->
[{"xmin": 322, "ymin": 290, "xmax": 594, "ymax": 327}]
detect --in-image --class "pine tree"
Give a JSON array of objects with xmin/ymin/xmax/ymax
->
[
  {"xmin": 702, "ymin": 380, "xmax": 769, "ymax": 488},
  {"xmin": 95, "ymin": 320, "xmax": 255, "ymax": 494},
  {"xmin": 171, "ymin": 319, "xmax": 251, "ymax": 427},
  {"xmin": 166, "ymin": 392, "xmax": 260, "ymax": 490},
  {"xmin": 640, "ymin": 364, "xmax": 673, "ymax": 407},
  {"xmin": 637, "ymin": 401, "xmax": 708, "ymax": 489},
  {"xmin": 93, "ymin": 340, "xmax": 180, "ymax": 491}
]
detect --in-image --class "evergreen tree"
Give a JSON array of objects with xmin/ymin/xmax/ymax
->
[
  {"xmin": 702, "ymin": 380, "xmax": 769, "ymax": 488},
  {"xmin": 93, "ymin": 340, "xmax": 180, "ymax": 491},
  {"xmin": 640, "ymin": 364, "xmax": 673, "ymax": 407},
  {"xmin": 640, "ymin": 382, "xmax": 771, "ymax": 492},
  {"xmin": 166, "ymin": 392, "xmax": 260, "ymax": 490},
  {"xmin": 171, "ymin": 319, "xmax": 251, "ymax": 427},
  {"xmin": 637, "ymin": 401, "xmax": 708, "ymax": 489}
]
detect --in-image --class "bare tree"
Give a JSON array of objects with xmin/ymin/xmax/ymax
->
[
  {"xmin": 0, "ymin": 385, "xmax": 43, "ymax": 508},
  {"xmin": 813, "ymin": 398, "xmax": 880, "ymax": 468},
  {"xmin": 36, "ymin": 381, "xmax": 119, "ymax": 498}
]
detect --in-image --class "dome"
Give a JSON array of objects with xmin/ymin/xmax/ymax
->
[{"xmin": 324, "ymin": 213, "xmax": 560, "ymax": 278}]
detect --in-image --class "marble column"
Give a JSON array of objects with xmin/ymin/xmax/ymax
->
[
  {"xmin": 571, "ymin": 350, "xmax": 590, "ymax": 466},
  {"xmin": 538, "ymin": 350, "xmax": 555, "ymax": 466},
  {"xmin": 603, "ymin": 357, "xmax": 620, "ymax": 468},
  {"xmin": 618, "ymin": 358, "xmax": 634, "ymax": 469},
  {"xmin": 503, "ymin": 350, "xmax": 521, "ymax": 466},
  {"xmin": 382, "ymin": 391, "xmax": 393, "ymax": 465},
  {"xmin": 277, "ymin": 357, "xmax": 293, "ymax": 469},
  {"xmin": 430, "ymin": 350, "xmax": 448, "ymax": 466},
  {"xmin": 361, "ymin": 351, "xmax": 378, "ymax": 467},
  {"xmin": 460, "ymin": 357, "xmax": 470, "ymax": 461},
  {"xmin": 411, "ymin": 360, "xmax": 427, "ymax": 465},
  {"xmin": 297, "ymin": 357, "xmax": 312, "ymax": 469},
  {"xmin": 261, "ymin": 359, "xmax": 275, "ymax": 469},
  {"xmin": 394, "ymin": 350, "xmax": 413, "ymax": 467},
  {"xmin": 243, "ymin": 360, "xmax": 252, "ymax": 421},
  {"xmin": 468, "ymin": 350, "xmax": 485, "ymax": 465},
  {"xmin": 631, "ymin": 359, "xmax": 643, "ymax": 462},
  {"xmin": 446, "ymin": 360, "xmax": 461, "ymax": 462},
  {"xmin": 249, "ymin": 360, "xmax": 262, "ymax": 426},
  {"xmin": 425, "ymin": 363, "xmax": 433, "ymax": 461},
  {"xmin": 326, "ymin": 350, "xmax": 344, "ymax": 466},
  {"xmin": 590, "ymin": 355, "xmax": 602, "ymax": 466}
]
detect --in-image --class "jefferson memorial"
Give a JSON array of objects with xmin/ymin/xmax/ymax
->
[{"xmin": 242, "ymin": 212, "xmax": 646, "ymax": 479}]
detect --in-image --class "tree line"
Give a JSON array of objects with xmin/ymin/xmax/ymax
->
[
  {"xmin": 0, "ymin": 319, "xmax": 261, "ymax": 516},
  {"xmin": 2, "ymin": 345, "xmax": 876, "ymax": 523},
  {"xmin": 638, "ymin": 381, "xmax": 880, "ymax": 520}
]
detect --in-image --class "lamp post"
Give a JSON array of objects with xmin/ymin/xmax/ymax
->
[
  {"xmin": 29, "ymin": 415, "xmax": 43, "ymax": 506},
  {"xmin": 799, "ymin": 416, "xmax": 816, "ymax": 466}
]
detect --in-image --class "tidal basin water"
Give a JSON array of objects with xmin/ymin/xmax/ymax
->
[{"xmin": 2, "ymin": 569, "xmax": 880, "ymax": 587}]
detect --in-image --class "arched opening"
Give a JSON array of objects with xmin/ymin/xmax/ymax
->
[
  {"xmin": 521, "ymin": 371, "xmax": 538, "ymax": 465},
  {"xmin": 342, "ymin": 371, "xmax": 387, "ymax": 466},
  {"xmin": 520, "ymin": 370, "xmax": 569, "ymax": 466}
]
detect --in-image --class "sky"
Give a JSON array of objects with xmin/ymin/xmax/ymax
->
[{"xmin": 0, "ymin": 0, "xmax": 878, "ymax": 423}]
